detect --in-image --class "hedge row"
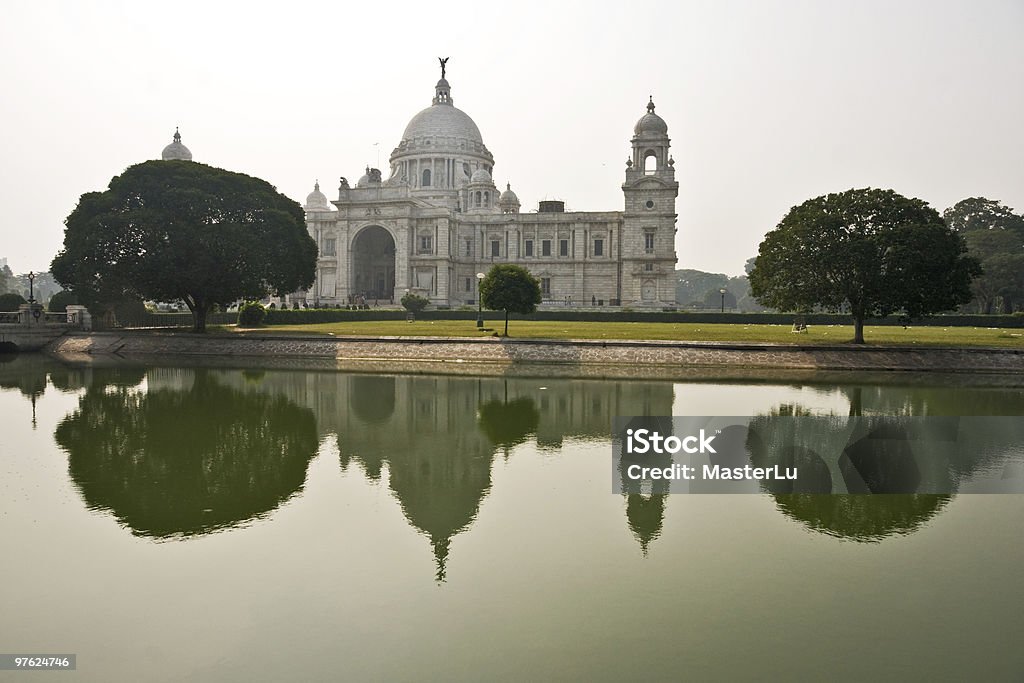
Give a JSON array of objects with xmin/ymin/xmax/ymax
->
[
  {"xmin": 258, "ymin": 308, "xmax": 1024, "ymax": 328},
  {"xmin": 114, "ymin": 309, "xmax": 1024, "ymax": 329}
]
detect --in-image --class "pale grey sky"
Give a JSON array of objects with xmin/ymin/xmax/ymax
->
[{"xmin": 1, "ymin": 0, "xmax": 1021, "ymax": 276}]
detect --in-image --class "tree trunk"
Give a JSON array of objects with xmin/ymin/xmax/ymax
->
[
  {"xmin": 504, "ymin": 310, "xmax": 509, "ymax": 337},
  {"xmin": 853, "ymin": 314, "xmax": 865, "ymax": 344},
  {"xmin": 192, "ymin": 306, "xmax": 207, "ymax": 333}
]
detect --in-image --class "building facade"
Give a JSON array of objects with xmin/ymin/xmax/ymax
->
[{"xmin": 304, "ymin": 67, "xmax": 679, "ymax": 307}]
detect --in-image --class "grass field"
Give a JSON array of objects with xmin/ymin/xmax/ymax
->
[{"xmin": 233, "ymin": 319, "xmax": 1024, "ymax": 348}]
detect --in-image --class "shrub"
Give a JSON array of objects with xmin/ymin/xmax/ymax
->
[
  {"xmin": 237, "ymin": 301, "xmax": 267, "ymax": 327},
  {"xmin": 48, "ymin": 290, "xmax": 78, "ymax": 313},
  {"xmin": 0, "ymin": 292, "xmax": 27, "ymax": 311},
  {"xmin": 401, "ymin": 292, "xmax": 430, "ymax": 314}
]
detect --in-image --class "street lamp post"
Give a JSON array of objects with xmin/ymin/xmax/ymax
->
[
  {"xmin": 720, "ymin": 288, "xmax": 727, "ymax": 313},
  {"xmin": 476, "ymin": 272, "xmax": 485, "ymax": 328},
  {"xmin": 27, "ymin": 271, "xmax": 36, "ymax": 304}
]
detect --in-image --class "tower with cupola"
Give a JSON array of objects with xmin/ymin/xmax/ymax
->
[{"xmin": 621, "ymin": 97, "xmax": 678, "ymax": 305}]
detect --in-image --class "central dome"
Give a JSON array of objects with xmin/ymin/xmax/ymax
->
[
  {"xmin": 401, "ymin": 104, "xmax": 483, "ymax": 144},
  {"xmin": 389, "ymin": 68, "xmax": 495, "ymax": 192}
]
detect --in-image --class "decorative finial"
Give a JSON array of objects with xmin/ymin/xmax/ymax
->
[
  {"xmin": 506, "ymin": 182, "xmax": 511, "ymax": 190},
  {"xmin": 314, "ymin": 179, "xmax": 320, "ymax": 191},
  {"xmin": 439, "ymin": 56, "xmax": 449, "ymax": 79},
  {"xmin": 647, "ymin": 96, "xmax": 655, "ymax": 113},
  {"xmin": 173, "ymin": 126, "xmax": 181, "ymax": 142},
  {"xmin": 626, "ymin": 158, "xmax": 633, "ymax": 168}
]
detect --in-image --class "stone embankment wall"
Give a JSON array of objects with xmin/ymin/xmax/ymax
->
[{"xmin": 45, "ymin": 332, "xmax": 1024, "ymax": 377}]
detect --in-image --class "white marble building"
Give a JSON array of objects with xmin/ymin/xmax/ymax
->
[{"xmin": 303, "ymin": 66, "xmax": 678, "ymax": 307}]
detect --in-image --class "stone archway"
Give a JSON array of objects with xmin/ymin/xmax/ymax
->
[{"xmin": 352, "ymin": 226, "xmax": 396, "ymax": 303}]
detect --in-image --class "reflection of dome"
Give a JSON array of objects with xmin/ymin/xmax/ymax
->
[
  {"xmin": 634, "ymin": 98, "xmax": 668, "ymax": 136},
  {"xmin": 304, "ymin": 180, "xmax": 330, "ymax": 211},
  {"xmin": 470, "ymin": 168, "xmax": 491, "ymax": 184},
  {"xmin": 161, "ymin": 128, "xmax": 193, "ymax": 161}
]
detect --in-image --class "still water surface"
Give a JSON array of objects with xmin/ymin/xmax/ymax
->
[{"xmin": 1, "ymin": 356, "xmax": 1023, "ymax": 681}]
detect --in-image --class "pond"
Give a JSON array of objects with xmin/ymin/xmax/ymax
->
[{"xmin": 1, "ymin": 356, "xmax": 1022, "ymax": 681}]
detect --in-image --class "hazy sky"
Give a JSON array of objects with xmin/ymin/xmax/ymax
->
[{"xmin": 1, "ymin": 0, "xmax": 1021, "ymax": 275}]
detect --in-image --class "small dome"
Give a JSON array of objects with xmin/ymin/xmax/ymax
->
[
  {"xmin": 305, "ymin": 181, "xmax": 330, "ymax": 211},
  {"xmin": 498, "ymin": 182, "xmax": 519, "ymax": 205},
  {"xmin": 356, "ymin": 167, "xmax": 382, "ymax": 188},
  {"xmin": 634, "ymin": 97, "xmax": 668, "ymax": 136},
  {"xmin": 470, "ymin": 168, "xmax": 491, "ymax": 184},
  {"xmin": 161, "ymin": 128, "xmax": 192, "ymax": 161}
]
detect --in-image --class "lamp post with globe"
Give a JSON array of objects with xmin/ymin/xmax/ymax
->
[
  {"xmin": 720, "ymin": 288, "xmax": 727, "ymax": 313},
  {"xmin": 476, "ymin": 272, "xmax": 485, "ymax": 328}
]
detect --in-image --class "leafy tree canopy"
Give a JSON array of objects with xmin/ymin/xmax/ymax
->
[
  {"xmin": 943, "ymin": 197, "xmax": 1024, "ymax": 237},
  {"xmin": 479, "ymin": 264, "xmax": 542, "ymax": 336},
  {"xmin": 944, "ymin": 198, "xmax": 1024, "ymax": 314},
  {"xmin": 401, "ymin": 292, "xmax": 429, "ymax": 314},
  {"xmin": 749, "ymin": 188, "xmax": 980, "ymax": 343},
  {"xmin": 51, "ymin": 160, "xmax": 317, "ymax": 331}
]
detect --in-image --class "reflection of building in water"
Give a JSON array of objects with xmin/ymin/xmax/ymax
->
[{"xmin": 203, "ymin": 369, "xmax": 673, "ymax": 575}]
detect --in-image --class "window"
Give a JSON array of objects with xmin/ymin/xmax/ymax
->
[
  {"xmin": 419, "ymin": 235, "xmax": 432, "ymax": 254},
  {"xmin": 465, "ymin": 239, "xmax": 472, "ymax": 256},
  {"xmin": 541, "ymin": 277, "xmax": 551, "ymax": 295},
  {"xmin": 422, "ymin": 169, "xmax": 431, "ymax": 187},
  {"xmin": 542, "ymin": 240, "xmax": 551, "ymax": 256},
  {"xmin": 465, "ymin": 277, "xmax": 471, "ymax": 291},
  {"xmin": 644, "ymin": 232, "xmax": 655, "ymax": 254},
  {"xmin": 644, "ymin": 200, "xmax": 655, "ymax": 210},
  {"xmin": 644, "ymin": 263, "xmax": 654, "ymax": 272},
  {"xmin": 525, "ymin": 240, "xmax": 534, "ymax": 257},
  {"xmin": 644, "ymin": 151, "xmax": 657, "ymax": 174},
  {"xmin": 593, "ymin": 239, "xmax": 603, "ymax": 256},
  {"xmin": 475, "ymin": 192, "xmax": 482, "ymax": 208},
  {"xmin": 323, "ymin": 238, "xmax": 336, "ymax": 256},
  {"xmin": 559, "ymin": 239, "xmax": 569, "ymax": 257},
  {"xmin": 491, "ymin": 240, "xmax": 501, "ymax": 257}
]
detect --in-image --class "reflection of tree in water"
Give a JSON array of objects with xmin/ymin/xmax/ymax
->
[
  {"xmin": 773, "ymin": 494, "xmax": 950, "ymax": 541},
  {"xmin": 351, "ymin": 375, "xmax": 395, "ymax": 424},
  {"xmin": 477, "ymin": 397, "xmax": 540, "ymax": 449},
  {"xmin": 746, "ymin": 400, "xmax": 1019, "ymax": 541},
  {"xmin": 840, "ymin": 383, "xmax": 1024, "ymax": 417},
  {"xmin": 55, "ymin": 370, "xmax": 318, "ymax": 539}
]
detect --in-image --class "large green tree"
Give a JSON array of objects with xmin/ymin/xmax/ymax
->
[
  {"xmin": 479, "ymin": 264, "xmax": 542, "ymax": 336},
  {"xmin": 943, "ymin": 198, "xmax": 1024, "ymax": 313},
  {"xmin": 51, "ymin": 160, "xmax": 317, "ymax": 331},
  {"xmin": 750, "ymin": 188, "xmax": 980, "ymax": 343}
]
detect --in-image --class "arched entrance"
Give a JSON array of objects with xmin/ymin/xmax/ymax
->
[{"xmin": 352, "ymin": 226, "xmax": 396, "ymax": 303}]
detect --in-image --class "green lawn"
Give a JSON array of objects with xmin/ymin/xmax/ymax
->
[{"xmin": 234, "ymin": 320, "xmax": 1024, "ymax": 348}]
